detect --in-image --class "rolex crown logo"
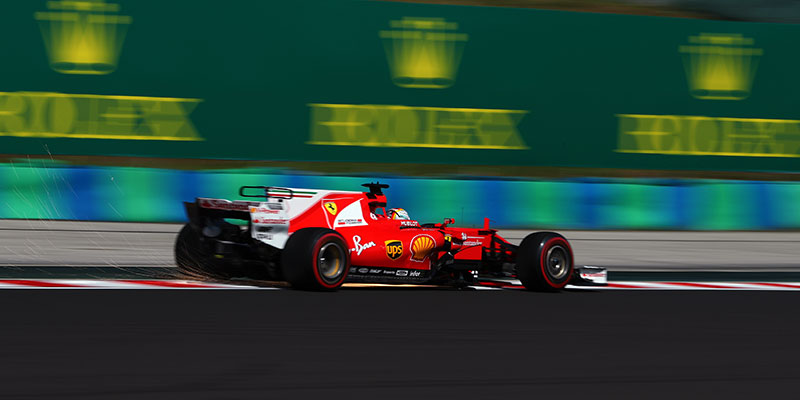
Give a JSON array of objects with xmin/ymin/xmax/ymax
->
[
  {"xmin": 679, "ymin": 33, "xmax": 762, "ymax": 100},
  {"xmin": 35, "ymin": 0, "xmax": 132, "ymax": 75},
  {"xmin": 380, "ymin": 17, "xmax": 468, "ymax": 89}
]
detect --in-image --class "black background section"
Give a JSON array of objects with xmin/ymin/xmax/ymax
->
[{"xmin": 1, "ymin": 289, "xmax": 798, "ymax": 399}]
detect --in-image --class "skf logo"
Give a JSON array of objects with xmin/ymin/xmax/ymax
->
[
  {"xmin": 35, "ymin": 0, "xmax": 132, "ymax": 75},
  {"xmin": 385, "ymin": 240, "xmax": 403, "ymax": 260},
  {"xmin": 324, "ymin": 202, "xmax": 338, "ymax": 215},
  {"xmin": 679, "ymin": 33, "xmax": 762, "ymax": 100},
  {"xmin": 410, "ymin": 234, "xmax": 436, "ymax": 262},
  {"xmin": 380, "ymin": 17, "xmax": 468, "ymax": 89}
]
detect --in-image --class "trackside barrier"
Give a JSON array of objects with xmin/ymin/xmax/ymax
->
[
  {"xmin": 1, "ymin": 164, "xmax": 798, "ymax": 230},
  {"xmin": 3, "ymin": 1, "xmax": 800, "ymax": 173}
]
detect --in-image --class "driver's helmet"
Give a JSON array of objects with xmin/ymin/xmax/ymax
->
[{"xmin": 388, "ymin": 208, "xmax": 410, "ymax": 220}]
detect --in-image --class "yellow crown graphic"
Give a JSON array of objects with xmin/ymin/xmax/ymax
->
[
  {"xmin": 679, "ymin": 33, "xmax": 762, "ymax": 100},
  {"xmin": 380, "ymin": 17, "xmax": 468, "ymax": 89},
  {"xmin": 35, "ymin": 0, "xmax": 132, "ymax": 75}
]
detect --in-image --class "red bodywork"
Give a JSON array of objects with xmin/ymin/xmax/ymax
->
[
  {"xmin": 185, "ymin": 184, "xmax": 603, "ymax": 289},
  {"xmin": 189, "ymin": 185, "xmax": 519, "ymax": 284},
  {"xmin": 281, "ymin": 189, "xmax": 513, "ymax": 273}
]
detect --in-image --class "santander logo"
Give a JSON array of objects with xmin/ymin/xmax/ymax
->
[{"xmin": 350, "ymin": 235, "xmax": 376, "ymax": 256}]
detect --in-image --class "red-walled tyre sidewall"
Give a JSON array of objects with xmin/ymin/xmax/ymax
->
[
  {"xmin": 281, "ymin": 228, "xmax": 350, "ymax": 291},
  {"xmin": 516, "ymin": 232, "xmax": 574, "ymax": 291}
]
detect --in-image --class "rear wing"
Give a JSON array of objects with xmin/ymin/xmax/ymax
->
[
  {"xmin": 184, "ymin": 189, "xmax": 292, "ymax": 249},
  {"xmin": 185, "ymin": 185, "xmax": 365, "ymax": 234},
  {"xmin": 239, "ymin": 186, "xmax": 296, "ymax": 200},
  {"xmin": 185, "ymin": 186, "xmax": 296, "ymax": 224}
]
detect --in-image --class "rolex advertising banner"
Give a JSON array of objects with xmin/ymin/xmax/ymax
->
[{"xmin": 1, "ymin": 0, "xmax": 800, "ymax": 173}]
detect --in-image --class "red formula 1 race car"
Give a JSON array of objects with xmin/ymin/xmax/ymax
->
[{"xmin": 175, "ymin": 183, "xmax": 606, "ymax": 291}]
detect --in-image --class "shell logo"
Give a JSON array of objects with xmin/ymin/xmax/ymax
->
[{"xmin": 410, "ymin": 234, "xmax": 436, "ymax": 262}]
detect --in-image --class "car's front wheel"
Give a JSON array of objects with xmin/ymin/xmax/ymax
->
[{"xmin": 516, "ymin": 232, "xmax": 574, "ymax": 291}]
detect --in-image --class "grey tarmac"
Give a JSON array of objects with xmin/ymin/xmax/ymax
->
[{"xmin": 1, "ymin": 220, "xmax": 798, "ymax": 272}]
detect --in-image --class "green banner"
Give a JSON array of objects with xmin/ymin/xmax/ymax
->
[{"xmin": 1, "ymin": 0, "xmax": 800, "ymax": 172}]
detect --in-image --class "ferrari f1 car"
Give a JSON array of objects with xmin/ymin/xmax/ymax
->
[{"xmin": 175, "ymin": 183, "xmax": 606, "ymax": 291}]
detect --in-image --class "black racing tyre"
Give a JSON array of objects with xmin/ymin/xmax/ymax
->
[
  {"xmin": 174, "ymin": 224, "xmax": 231, "ymax": 279},
  {"xmin": 516, "ymin": 232, "xmax": 574, "ymax": 291},
  {"xmin": 281, "ymin": 228, "xmax": 350, "ymax": 291}
]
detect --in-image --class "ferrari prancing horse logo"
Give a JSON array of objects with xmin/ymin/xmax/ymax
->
[{"xmin": 324, "ymin": 202, "xmax": 338, "ymax": 215}]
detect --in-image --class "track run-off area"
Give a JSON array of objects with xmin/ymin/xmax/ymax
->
[
  {"xmin": 1, "ymin": 220, "xmax": 800, "ymax": 291},
  {"xmin": 1, "ymin": 279, "xmax": 800, "ymax": 291},
  {"xmin": 2, "ymin": 220, "xmax": 800, "ymax": 273}
]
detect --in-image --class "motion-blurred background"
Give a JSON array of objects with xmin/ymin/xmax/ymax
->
[{"xmin": 1, "ymin": 0, "xmax": 798, "ymax": 230}]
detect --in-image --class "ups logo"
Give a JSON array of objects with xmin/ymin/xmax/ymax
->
[{"xmin": 385, "ymin": 240, "xmax": 403, "ymax": 260}]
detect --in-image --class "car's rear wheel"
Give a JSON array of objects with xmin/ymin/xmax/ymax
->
[
  {"xmin": 516, "ymin": 232, "xmax": 573, "ymax": 291},
  {"xmin": 281, "ymin": 228, "xmax": 350, "ymax": 291}
]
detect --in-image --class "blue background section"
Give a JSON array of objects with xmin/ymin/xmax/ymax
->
[{"xmin": 0, "ymin": 164, "xmax": 795, "ymax": 230}]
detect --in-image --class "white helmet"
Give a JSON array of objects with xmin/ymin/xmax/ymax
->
[{"xmin": 388, "ymin": 208, "xmax": 410, "ymax": 220}]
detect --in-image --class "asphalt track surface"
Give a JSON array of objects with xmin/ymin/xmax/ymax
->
[
  {"xmin": 1, "ymin": 288, "xmax": 799, "ymax": 399},
  {"xmin": 2, "ymin": 220, "xmax": 799, "ymax": 398}
]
